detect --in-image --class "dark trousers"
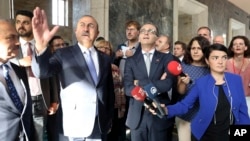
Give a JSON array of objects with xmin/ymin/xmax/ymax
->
[
  {"xmin": 107, "ymin": 109, "xmax": 126, "ymax": 141},
  {"xmin": 32, "ymin": 95, "xmax": 47, "ymax": 141},
  {"xmin": 130, "ymin": 110, "xmax": 174, "ymax": 141},
  {"xmin": 47, "ymin": 113, "xmax": 59, "ymax": 141}
]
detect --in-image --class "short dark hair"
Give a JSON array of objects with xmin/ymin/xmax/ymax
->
[
  {"xmin": 204, "ymin": 43, "xmax": 228, "ymax": 59},
  {"xmin": 15, "ymin": 10, "xmax": 33, "ymax": 19},
  {"xmin": 48, "ymin": 35, "xmax": 63, "ymax": 46},
  {"xmin": 174, "ymin": 41, "xmax": 187, "ymax": 51}
]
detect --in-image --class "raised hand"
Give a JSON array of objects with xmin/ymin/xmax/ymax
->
[{"xmin": 32, "ymin": 7, "xmax": 60, "ymax": 53}]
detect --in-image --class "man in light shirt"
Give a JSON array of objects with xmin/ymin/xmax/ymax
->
[
  {"xmin": 0, "ymin": 19, "xmax": 33, "ymax": 141},
  {"xmin": 13, "ymin": 10, "xmax": 59, "ymax": 141},
  {"xmin": 173, "ymin": 41, "xmax": 187, "ymax": 62},
  {"xmin": 31, "ymin": 7, "xmax": 114, "ymax": 141}
]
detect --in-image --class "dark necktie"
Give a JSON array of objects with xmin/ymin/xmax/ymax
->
[
  {"xmin": 3, "ymin": 64, "xmax": 24, "ymax": 113},
  {"xmin": 85, "ymin": 49, "xmax": 98, "ymax": 85},
  {"xmin": 27, "ymin": 42, "xmax": 35, "ymax": 77}
]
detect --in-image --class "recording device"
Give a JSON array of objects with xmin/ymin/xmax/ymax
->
[
  {"xmin": 131, "ymin": 86, "xmax": 146, "ymax": 101},
  {"xmin": 131, "ymin": 86, "xmax": 156, "ymax": 109},
  {"xmin": 167, "ymin": 61, "xmax": 193, "ymax": 84},
  {"xmin": 131, "ymin": 86, "xmax": 165, "ymax": 118},
  {"xmin": 143, "ymin": 83, "xmax": 166, "ymax": 118}
]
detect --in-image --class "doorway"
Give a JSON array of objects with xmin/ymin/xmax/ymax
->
[{"xmin": 173, "ymin": 0, "xmax": 208, "ymax": 44}]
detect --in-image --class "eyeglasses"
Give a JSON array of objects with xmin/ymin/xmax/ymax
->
[{"xmin": 139, "ymin": 29, "xmax": 157, "ymax": 35}]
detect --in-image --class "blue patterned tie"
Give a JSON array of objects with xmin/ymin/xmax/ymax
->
[
  {"xmin": 3, "ymin": 64, "xmax": 24, "ymax": 113},
  {"xmin": 85, "ymin": 49, "xmax": 98, "ymax": 85}
]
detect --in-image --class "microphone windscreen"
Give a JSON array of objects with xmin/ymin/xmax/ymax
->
[
  {"xmin": 167, "ymin": 61, "xmax": 182, "ymax": 76},
  {"xmin": 131, "ymin": 86, "xmax": 146, "ymax": 101},
  {"xmin": 144, "ymin": 83, "xmax": 158, "ymax": 99}
]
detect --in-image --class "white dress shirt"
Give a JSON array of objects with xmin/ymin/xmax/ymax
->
[
  {"xmin": 19, "ymin": 38, "xmax": 42, "ymax": 96},
  {"xmin": 59, "ymin": 43, "xmax": 99, "ymax": 137},
  {"xmin": 78, "ymin": 43, "xmax": 99, "ymax": 76}
]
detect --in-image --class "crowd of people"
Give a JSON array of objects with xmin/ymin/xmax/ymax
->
[{"xmin": 0, "ymin": 6, "xmax": 250, "ymax": 141}]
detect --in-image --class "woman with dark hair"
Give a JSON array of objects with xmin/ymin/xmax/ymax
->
[
  {"xmin": 175, "ymin": 36, "xmax": 210, "ymax": 141},
  {"xmin": 226, "ymin": 35, "xmax": 250, "ymax": 116},
  {"xmin": 152, "ymin": 44, "xmax": 250, "ymax": 141}
]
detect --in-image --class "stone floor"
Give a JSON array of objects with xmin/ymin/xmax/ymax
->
[{"xmin": 125, "ymin": 126, "xmax": 179, "ymax": 141}]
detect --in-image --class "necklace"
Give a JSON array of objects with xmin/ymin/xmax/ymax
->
[{"xmin": 232, "ymin": 58, "xmax": 245, "ymax": 74}]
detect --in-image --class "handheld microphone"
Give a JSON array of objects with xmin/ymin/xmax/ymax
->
[
  {"xmin": 143, "ymin": 83, "xmax": 166, "ymax": 118},
  {"xmin": 167, "ymin": 61, "xmax": 192, "ymax": 84},
  {"xmin": 131, "ymin": 86, "xmax": 158, "ymax": 112},
  {"xmin": 131, "ymin": 86, "xmax": 146, "ymax": 101}
]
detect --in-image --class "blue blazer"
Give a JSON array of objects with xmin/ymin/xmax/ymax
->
[
  {"xmin": 124, "ymin": 49, "xmax": 176, "ymax": 130},
  {"xmin": 167, "ymin": 72, "xmax": 250, "ymax": 140},
  {"xmin": 31, "ymin": 44, "xmax": 114, "ymax": 136}
]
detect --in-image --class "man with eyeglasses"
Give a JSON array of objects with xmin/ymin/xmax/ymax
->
[
  {"xmin": 31, "ymin": 7, "xmax": 114, "ymax": 141},
  {"xmin": 124, "ymin": 23, "xmax": 176, "ymax": 141},
  {"xmin": 113, "ymin": 20, "xmax": 141, "ymax": 141},
  {"xmin": 114, "ymin": 20, "xmax": 141, "ymax": 78}
]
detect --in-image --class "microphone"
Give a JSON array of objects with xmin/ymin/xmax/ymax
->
[
  {"xmin": 131, "ymin": 86, "xmax": 164, "ymax": 118},
  {"xmin": 144, "ymin": 83, "xmax": 166, "ymax": 118},
  {"xmin": 131, "ymin": 86, "xmax": 146, "ymax": 102},
  {"xmin": 167, "ymin": 61, "xmax": 192, "ymax": 84}
]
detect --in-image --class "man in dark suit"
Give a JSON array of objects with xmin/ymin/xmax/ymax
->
[
  {"xmin": 124, "ymin": 23, "xmax": 176, "ymax": 141},
  {"xmin": 12, "ymin": 10, "xmax": 59, "ymax": 141},
  {"xmin": 0, "ymin": 19, "xmax": 33, "ymax": 141},
  {"xmin": 31, "ymin": 7, "xmax": 114, "ymax": 141}
]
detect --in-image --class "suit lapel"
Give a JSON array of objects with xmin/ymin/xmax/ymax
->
[
  {"xmin": 72, "ymin": 44, "xmax": 96, "ymax": 86},
  {"xmin": 135, "ymin": 52, "xmax": 148, "ymax": 76},
  {"xmin": 96, "ymin": 50, "xmax": 105, "ymax": 85},
  {"xmin": 10, "ymin": 63, "xmax": 30, "ymax": 94},
  {"xmin": 149, "ymin": 51, "xmax": 162, "ymax": 78}
]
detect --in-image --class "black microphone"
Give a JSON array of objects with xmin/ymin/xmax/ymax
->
[{"xmin": 143, "ymin": 83, "xmax": 166, "ymax": 118}]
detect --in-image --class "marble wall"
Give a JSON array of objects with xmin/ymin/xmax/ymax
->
[
  {"xmin": 14, "ymin": 0, "xmax": 73, "ymax": 45},
  {"xmin": 197, "ymin": 0, "xmax": 250, "ymax": 45},
  {"xmin": 178, "ymin": 14, "xmax": 193, "ymax": 44},
  {"xmin": 109, "ymin": 0, "xmax": 174, "ymax": 48},
  {"xmin": 10, "ymin": 0, "xmax": 250, "ymax": 48}
]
